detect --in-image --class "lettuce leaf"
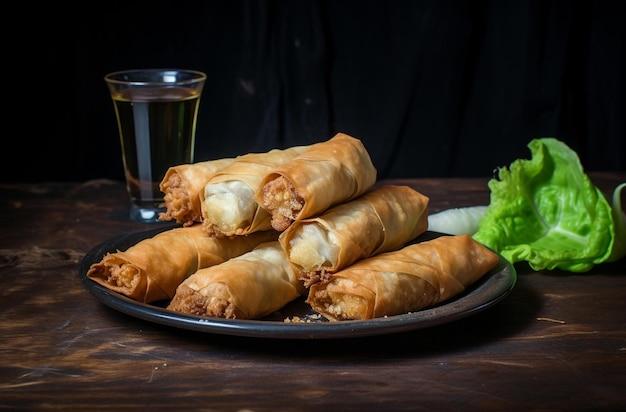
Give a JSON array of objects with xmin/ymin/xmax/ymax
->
[{"xmin": 472, "ymin": 137, "xmax": 624, "ymax": 272}]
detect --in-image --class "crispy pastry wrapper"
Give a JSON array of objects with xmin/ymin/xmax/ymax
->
[
  {"xmin": 200, "ymin": 146, "xmax": 309, "ymax": 237},
  {"xmin": 159, "ymin": 158, "xmax": 235, "ymax": 226},
  {"xmin": 167, "ymin": 241, "xmax": 306, "ymax": 319},
  {"xmin": 307, "ymin": 234, "xmax": 500, "ymax": 321},
  {"xmin": 280, "ymin": 185, "xmax": 429, "ymax": 287},
  {"xmin": 86, "ymin": 225, "xmax": 278, "ymax": 303},
  {"xmin": 254, "ymin": 133, "xmax": 377, "ymax": 231}
]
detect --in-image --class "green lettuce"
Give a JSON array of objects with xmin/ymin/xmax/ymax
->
[{"xmin": 472, "ymin": 137, "xmax": 625, "ymax": 272}]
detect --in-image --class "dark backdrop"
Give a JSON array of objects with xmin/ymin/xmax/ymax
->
[{"xmin": 7, "ymin": 0, "xmax": 624, "ymax": 182}]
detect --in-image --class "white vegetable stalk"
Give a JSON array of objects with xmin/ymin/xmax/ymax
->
[
  {"xmin": 427, "ymin": 205, "xmax": 488, "ymax": 236},
  {"xmin": 608, "ymin": 182, "xmax": 626, "ymax": 262}
]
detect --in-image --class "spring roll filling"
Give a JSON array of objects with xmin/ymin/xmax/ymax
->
[
  {"xmin": 107, "ymin": 263, "xmax": 139, "ymax": 289},
  {"xmin": 170, "ymin": 284, "xmax": 239, "ymax": 319},
  {"xmin": 287, "ymin": 223, "xmax": 341, "ymax": 284},
  {"xmin": 159, "ymin": 173, "xmax": 193, "ymax": 224},
  {"xmin": 203, "ymin": 180, "xmax": 257, "ymax": 233},
  {"xmin": 260, "ymin": 175, "xmax": 304, "ymax": 231},
  {"xmin": 201, "ymin": 284, "xmax": 238, "ymax": 319}
]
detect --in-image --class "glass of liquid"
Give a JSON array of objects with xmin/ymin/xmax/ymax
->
[{"xmin": 104, "ymin": 69, "xmax": 206, "ymax": 223}]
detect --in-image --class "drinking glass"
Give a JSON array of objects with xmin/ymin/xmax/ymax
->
[{"xmin": 104, "ymin": 68, "xmax": 206, "ymax": 223}]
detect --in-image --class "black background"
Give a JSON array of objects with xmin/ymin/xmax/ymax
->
[{"xmin": 7, "ymin": 0, "xmax": 624, "ymax": 183}]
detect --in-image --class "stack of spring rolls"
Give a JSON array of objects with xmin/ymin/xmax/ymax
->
[{"xmin": 87, "ymin": 133, "xmax": 499, "ymax": 321}]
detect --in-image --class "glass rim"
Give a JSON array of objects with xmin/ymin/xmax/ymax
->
[{"xmin": 104, "ymin": 68, "xmax": 206, "ymax": 86}]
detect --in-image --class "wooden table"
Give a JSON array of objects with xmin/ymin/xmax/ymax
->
[{"xmin": 1, "ymin": 173, "xmax": 625, "ymax": 411}]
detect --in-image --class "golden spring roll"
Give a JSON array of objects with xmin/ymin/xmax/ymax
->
[
  {"xmin": 200, "ymin": 145, "xmax": 309, "ymax": 237},
  {"xmin": 307, "ymin": 235, "xmax": 500, "ymax": 321},
  {"xmin": 158, "ymin": 157, "xmax": 236, "ymax": 226},
  {"xmin": 280, "ymin": 185, "xmax": 429, "ymax": 287},
  {"xmin": 254, "ymin": 133, "xmax": 377, "ymax": 231},
  {"xmin": 86, "ymin": 225, "xmax": 278, "ymax": 303},
  {"xmin": 167, "ymin": 241, "xmax": 306, "ymax": 319}
]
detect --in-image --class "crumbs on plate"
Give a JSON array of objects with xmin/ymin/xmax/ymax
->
[{"xmin": 283, "ymin": 313, "xmax": 323, "ymax": 323}]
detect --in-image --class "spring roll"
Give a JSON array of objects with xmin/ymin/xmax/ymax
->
[
  {"xmin": 86, "ymin": 225, "xmax": 278, "ymax": 303},
  {"xmin": 255, "ymin": 133, "xmax": 377, "ymax": 231},
  {"xmin": 158, "ymin": 158, "xmax": 236, "ymax": 226},
  {"xmin": 307, "ymin": 234, "xmax": 500, "ymax": 321},
  {"xmin": 280, "ymin": 185, "xmax": 429, "ymax": 287},
  {"xmin": 167, "ymin": 241, "xmax": 306, "ymax": 319},
  {"xmin": 200, "ymin": 145, "xmax": 309, "ymax": 237}
]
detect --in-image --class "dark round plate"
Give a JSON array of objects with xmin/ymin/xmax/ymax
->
[{"xmin": 80, "ymin": 227, "xmax": 516, "ymax": 339}]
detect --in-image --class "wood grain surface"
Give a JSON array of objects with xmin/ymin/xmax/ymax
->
[{"xmin": 1, "ymin": 173, "xmax": 624, "ymax": 411}]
